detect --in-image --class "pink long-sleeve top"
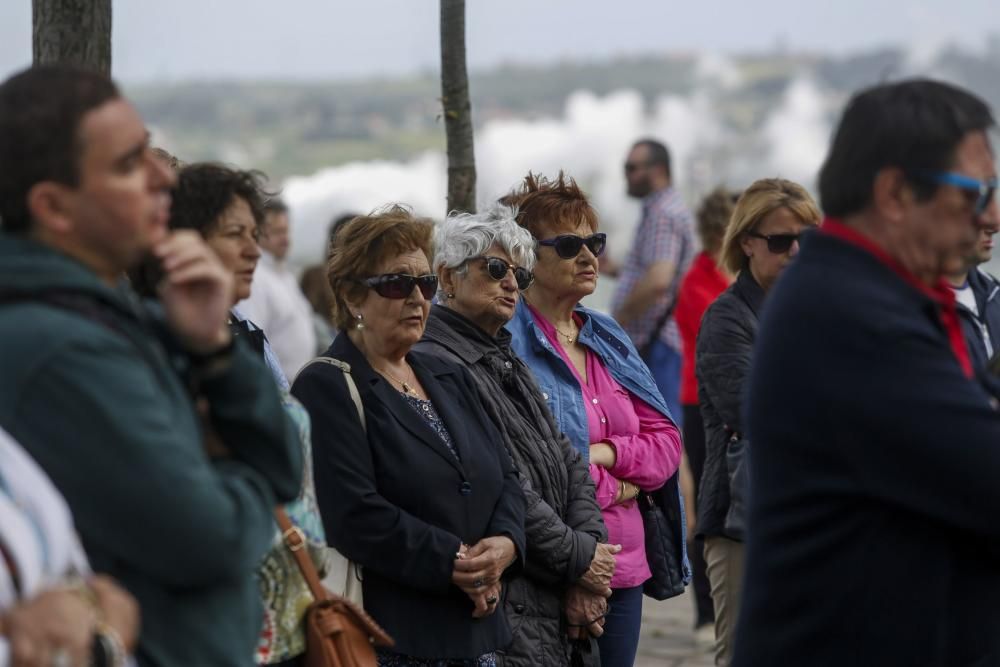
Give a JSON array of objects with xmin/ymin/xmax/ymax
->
[{"xmin": 532, "ymin": 311, "xmax": 682, "ymax": 588}]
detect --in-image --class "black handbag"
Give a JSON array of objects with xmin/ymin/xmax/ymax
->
[
  {"xmin": 723, "ymin": 431, "xmax": 749, "ymax": 541},
  {"xmin": 639, "ymin": 472, "xmax": 689, "ymax": 600}
]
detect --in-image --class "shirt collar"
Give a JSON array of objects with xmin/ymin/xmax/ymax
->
[{"xmin": 820, "ymin": 217, "xmax": 956, "ymax": 308}]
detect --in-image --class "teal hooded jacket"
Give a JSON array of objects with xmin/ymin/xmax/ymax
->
[{"xmin": 0, "ymin": 234, "xmax": 303, "ymax": 666}]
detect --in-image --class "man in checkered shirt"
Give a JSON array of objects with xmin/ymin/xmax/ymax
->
[{"xmin": 608, "ymin": 139, "xmax": 695, "ymax": 425}]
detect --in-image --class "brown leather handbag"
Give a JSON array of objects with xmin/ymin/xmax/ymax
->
[{"xmin": 275, "ymin": 509, "xmax": 394, "ymax": 667}]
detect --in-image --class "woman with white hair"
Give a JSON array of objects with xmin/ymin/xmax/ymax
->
[{"xmin": 415, "ymin": 205, "xmax": 613, "ymax": 667}]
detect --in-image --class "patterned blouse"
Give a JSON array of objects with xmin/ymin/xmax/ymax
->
[{"xmin": 376, "ymin": 392, "xmax": 497, "ymax": 667}]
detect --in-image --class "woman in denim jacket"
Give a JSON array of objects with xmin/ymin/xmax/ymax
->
[{"xmin": 503, "ymin": 172, "xmax": 685, "ymax": 667}]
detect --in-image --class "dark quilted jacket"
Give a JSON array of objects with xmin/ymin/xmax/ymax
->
[
  {"xmin": 416, "ymin": 305, "xmax": 607, "ymax": 667},
  {"xmin": 694, "ymin": 270, "xmax": 764, "ymax": 541}
]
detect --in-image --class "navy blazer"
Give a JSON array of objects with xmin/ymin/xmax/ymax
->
[
  {"xmin": 291, "ymin": 333, "xmax": 526, "ymax": 660},
  {"xmin": 733, "ymin": 229, "xmax": 1000, "ymax": 667}
]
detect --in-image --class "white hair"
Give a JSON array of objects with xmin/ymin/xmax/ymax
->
[{"xmin": 433, "ymin": 204, "xmax": 537, "ymax": 284}]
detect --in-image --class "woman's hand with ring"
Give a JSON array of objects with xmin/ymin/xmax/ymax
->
[
  {"xmin": 452, "ymin": 535, "xmax": 517, "ymax": 596},
  {"xmin": 469, "ymin": 582, "xmax": 502, "ymax": 619}
]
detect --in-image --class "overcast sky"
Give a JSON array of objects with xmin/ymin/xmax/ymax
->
[{"xmin": 2, "ymin": 1, "xmax": 999, "ymax": 83}]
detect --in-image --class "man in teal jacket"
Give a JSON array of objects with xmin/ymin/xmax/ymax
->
[{"xmin": 0, "ymin": 66, "xmax": 303, "ymax": 665}]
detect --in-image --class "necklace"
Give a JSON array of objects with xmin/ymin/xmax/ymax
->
[
  {"xmin": 521, "ymin": 294, "xmax": 578, "ymax": 345},
  {"xmin": 554, "ymin": 323, "xmax": 578, "ymax": 344},
  {"xmin": 378, "ymin": 364, "xmax": 418, "ymax": 396}
]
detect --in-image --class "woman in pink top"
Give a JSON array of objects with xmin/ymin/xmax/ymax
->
[{"xmin": 505, "ymin": 172, "xmax": 683, "ymax": 667}]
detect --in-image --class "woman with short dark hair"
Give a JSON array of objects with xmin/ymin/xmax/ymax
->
[{"xmin": 152, "ymin": 162, "xmax": 328, "ymax": 667}]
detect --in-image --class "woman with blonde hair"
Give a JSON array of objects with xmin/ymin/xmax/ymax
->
[{"xmin": 694, "ymin": 178, "xmax": 820, "ymax": 666}]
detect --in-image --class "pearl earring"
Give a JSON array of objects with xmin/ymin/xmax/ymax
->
[
  {"xmin": 446, "ymin": 292, "xmax": 455, "ymax": 299},
  {"xmin": 355, "ymin": 313, "xmax": 365, "ymax": 330}
]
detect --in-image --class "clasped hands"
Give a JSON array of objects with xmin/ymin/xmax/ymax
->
[
  {"xmin": 451, "ymin": 535, "xmax": 516, "ymax": 618},
  {"xmin": 566, "ymin": 541, "xmax": 621, "ymax": 640}
]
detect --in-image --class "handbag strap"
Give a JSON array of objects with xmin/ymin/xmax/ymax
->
[
  {"xmin": 281, "ymin": 355, "xmax": 366, "ymax": 602},
  {"xmin": 296, "ymin": 356, "xmax": 366, "ymax": 431},
  {"xmin": 275, "ymin": 507, "xmax": 330, "ymax": 603}
]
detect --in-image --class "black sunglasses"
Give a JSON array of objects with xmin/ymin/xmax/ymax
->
[
  {"xmin": 473, "ymin": 256, "xmax": 534, "ymax": 290},
  {"xmin": 537, "ymin": 233, "xmax": 607, "ymax": 260},
  {"xmin": 360, "ymin": 273, "xmax": 437, "ymax": 300},
  {"xmin": 747, "ymin": 231, "xmax": 801, "ymax": 254}
]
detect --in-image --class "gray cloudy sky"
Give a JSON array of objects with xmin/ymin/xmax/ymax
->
[{"xmin": 1, "ymin": 1, "xmax": 999, "ymax": 82}]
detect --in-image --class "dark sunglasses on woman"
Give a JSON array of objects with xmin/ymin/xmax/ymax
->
[
  {"xmin": 473, "ymin": 256, "xmax": 534, "ymax": 290},
  {"xmin": 537, "ymin": 233, "xmax": 607, "ymax": 260},
  {"xmin": 747, "ymin": 231, "xmax": 801, "ymax": 254},
  {"xmin": 361, "ymin": 273, "xmax": 438, "ymax": 299}
]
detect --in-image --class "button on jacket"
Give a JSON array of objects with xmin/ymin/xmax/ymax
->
[{"xmin": 291, "ymin": 333, "xmax": 526, "ymax": 660}]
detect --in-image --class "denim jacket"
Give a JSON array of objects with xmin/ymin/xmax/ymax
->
[{"xmin": 506, "ymin": 300, "xmax": 691, "ymax": 583}]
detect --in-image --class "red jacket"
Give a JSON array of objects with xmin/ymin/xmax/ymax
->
[{"xmin": 675, "ymin": 251, "xmax": 730, "ymax": 405}]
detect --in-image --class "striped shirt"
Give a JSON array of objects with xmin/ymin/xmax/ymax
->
[{"xmin": 610, "ymin": 186, "xmax": 695, "ymax": 352}]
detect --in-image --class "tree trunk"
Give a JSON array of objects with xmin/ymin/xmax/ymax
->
[
  {"xmin": 440, "ymin": 0, "xmax": 476, "ymax": 215},
  {"xmin": 33, "ymin": 0, "xmax": 112, "ymax": 75}
]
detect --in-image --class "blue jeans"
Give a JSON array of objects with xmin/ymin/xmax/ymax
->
[
  {"xmin": 643, "ymin": 339, "xmax": 683, "ymax": 429},
  {"xmin": 598, "ymin": 585, "xmax": 644, "ymax": 667}
]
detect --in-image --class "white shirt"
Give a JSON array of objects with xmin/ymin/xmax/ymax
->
[
  {"xmin": 237, "ymin": 252, "xmax": 317, "ymax": 380},
  {"xmin": 0, "ymin": 425, "xmax": 91, "ymax": 624},
  {"xmin": 954, "ymin": 282, "xmax": 995, "ymax": 358}
]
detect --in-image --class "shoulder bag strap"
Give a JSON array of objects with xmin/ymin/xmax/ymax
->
[
  {"xmin": 279, "ymin": 356, "xmax": 366, "ymax": 601},
  {"xmin": 274, "ymin": 507, "xmax": 329, "ymax": 602},
  {"xmin": 295, "ymin": 356, "xmax": 365, "ymax": 431}
]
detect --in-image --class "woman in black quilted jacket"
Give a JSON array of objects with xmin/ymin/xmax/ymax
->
[
  {"xmin": 694, "ymin": 178, "xmax": 820, "ymax": 667},
  {"xmin": 415, "ymin": 204, "xmax": 611, "ymax": 667}
]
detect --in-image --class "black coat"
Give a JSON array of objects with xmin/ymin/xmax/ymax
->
[
  {"xmin": 291, "ymin": 333, "xmax": 526, "ymax": 660},
  {"xmin": 956, "ymin": 267, "xmax": 1000, "ymax": 371},
  {"xmin": 415, "ymin": 305, "xmax": 606, "ymax": 667},
  {"xmin": 732, "ymin": 228, "xmax": 1000, "ymax": 667},
  {"xmin": 694, "ymin": 269, "xmax": 764, "ymax": 540}
]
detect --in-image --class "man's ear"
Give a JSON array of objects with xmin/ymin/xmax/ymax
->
[
  {"xmin": 871, "ymin": 167, "xmax": 910, "ymax": 224},
  {"xmin": 26, "ymin": 181, "xmax": 76, "ymax": 236}
]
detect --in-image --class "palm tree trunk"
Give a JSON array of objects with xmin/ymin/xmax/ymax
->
[
  {"xmin": 33, "ymin": 0, "xmax": 112, "ymax": 75},
  {"xmin": 440, "ymin": 0, "xmax": 476, "ymax": 214}
]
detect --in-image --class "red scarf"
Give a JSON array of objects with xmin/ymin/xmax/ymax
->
[{"xmin": 821, "ymin": 218, "xmax": 973, "ymax": 378}]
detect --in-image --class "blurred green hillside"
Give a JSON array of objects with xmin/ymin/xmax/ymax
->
[{"xmin": 128, "ymin": 46, "xmax": 1000, "ymax": 179}]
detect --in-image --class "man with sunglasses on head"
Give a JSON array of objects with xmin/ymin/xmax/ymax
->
[
  {"xmin": 945, "ymin": 175, "xmax": 1000, "ymax": 372},
  {"xmin": 610, "ymin": 139, "xmax": 695, "ymax": 424},
  {"xmin": 733, "ymin": 79, "xmax": 1000, "ymax": 667}
]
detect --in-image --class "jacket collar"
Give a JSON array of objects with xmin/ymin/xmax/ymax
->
[
  {"xmin": 422, "ymin": 304, "xmax": 512, "ymax": 366},
  {"xmin": 962, "ymin": 268, "xmax": 1000, "ymax": 314},
  {"xmin": 733, "ymin": 269, "xmax": 766, "ymax": 319},
  {"xmin": 326, "ymin": 332, "xmax": 469, "ymax": 474}
]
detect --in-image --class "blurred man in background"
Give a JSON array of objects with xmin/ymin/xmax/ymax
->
[
  {"xmin": 947, "ymin": 191, "xmax": 1000, "ymax": 371},
  {"xmin": 609, "ymin": 139, "xmax": 695, "ymax": 423}
]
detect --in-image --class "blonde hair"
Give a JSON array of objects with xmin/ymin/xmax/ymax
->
[{"xmin": 720, "ymin": 178, "xmax": 821, "ymax": 274}]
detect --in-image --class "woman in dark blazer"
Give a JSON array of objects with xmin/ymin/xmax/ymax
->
[{"xmin": 291, "ymin": 205, "xmax": 526, "ymax": 667}]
